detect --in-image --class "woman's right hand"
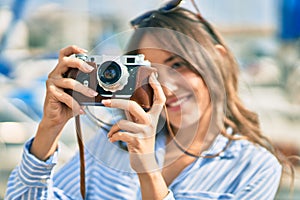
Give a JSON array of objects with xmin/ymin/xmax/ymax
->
[
  {"xmin": 42, "ymin": 45, "xmax": 97, "ymax": 128},
  {"xmin": 30, "ymin": 45, "xmax": 98, "ymax": 160}
]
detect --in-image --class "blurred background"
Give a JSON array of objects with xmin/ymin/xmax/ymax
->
[{"xmin": 0, "ymin": 0, "xmax": 299, "ymax": 199}]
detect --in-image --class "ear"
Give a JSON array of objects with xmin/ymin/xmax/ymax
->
[{"xmin": 215, "ymin": 44, "xmax": 227, "ymax": 57}]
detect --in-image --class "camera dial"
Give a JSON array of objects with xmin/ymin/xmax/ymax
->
[{"xmin": 97, "ymin": 60, "xmax": 129, "ymax": 92}]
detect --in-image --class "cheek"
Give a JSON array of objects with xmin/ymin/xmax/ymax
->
[
  {"xmin": 189, "ymin": 77, "xmax": 210, "ymax": 103},
  {"xmin": 186, "ymin": 75, "xmax": 205, "ymax": 92}
]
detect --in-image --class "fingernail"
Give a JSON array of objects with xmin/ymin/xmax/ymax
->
[
  {"xmin": 151, "ymin": 72, "xmax": 158, "ymax": 79},
  {"xmin": 88, "ymin": 89, "xmax": 98, "ymax": 97},
  {"xmin": 79, "ymin": 109, "xmax": 85, "ymax": 115},
  {"xmin": 101, "ymin": 99, "xmax": 111, "ymax": 105},
  {"xmin": 78, "ymin": 47, "xmax": 88, "ymax": 53},
  {"xmin": 83, "ymin": 62, "xmax": 94, "ymax": 71},
  {"xmin": 150, "ymin": 73, "xmax": 158, "ymax": 82}
]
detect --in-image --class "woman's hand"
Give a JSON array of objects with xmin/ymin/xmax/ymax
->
[
  {"xmin": 31, "ymin": 45, "xmax": 98, "ymax": 160},
  {"xmin": 42, "ymin": 45, "xmax": 97, "ymax": 128},
  {"xmin": 104, "ymin": 73, "xmax": 169, "ymax": 199},
  {"xmin": 103, "ymin": 73, "xmax": 166, "ymax": 173}
]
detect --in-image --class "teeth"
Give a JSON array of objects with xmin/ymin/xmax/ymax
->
[{"xmin": 168, "ymin": 97, "xmax": 187, "ymax": 107}]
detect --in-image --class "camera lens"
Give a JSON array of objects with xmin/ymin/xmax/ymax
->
[
  {"xmin": 98, "ymin": 61, "xmax": 121, "ymax": 84},
  {"xmin": 103, "ymin": 67, "xmax": 116, "ymax": 79},
  {"xmin": 97, "ymin": 60, "xmax": 129, "ymax": 92}
]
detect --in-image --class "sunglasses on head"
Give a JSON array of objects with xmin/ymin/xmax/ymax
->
[
  {"xmin": 130, "ymin": 0, "xmax": 221, "ymax": 44},
  {"xmin": 130, "ymin": 0, "xmax": 182, "ymax": 27}
]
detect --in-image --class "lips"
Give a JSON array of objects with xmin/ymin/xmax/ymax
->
[{"xmin": 166, "ymin": 94, "xmax": 191, "ymax": 111}]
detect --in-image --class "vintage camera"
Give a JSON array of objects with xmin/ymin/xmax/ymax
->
[{"xmin": 64, "ymin": 54, "xmax": 155, "ymax": 110}]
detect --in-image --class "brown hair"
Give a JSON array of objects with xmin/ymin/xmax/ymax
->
[{"xmin": 127, "ymin": 7, "xmax": 295, "ymax": 183}]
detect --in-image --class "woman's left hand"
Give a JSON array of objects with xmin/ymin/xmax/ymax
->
[{"xmin": 102, "ymin": 73, "xmax": 166, "ymax": 172}]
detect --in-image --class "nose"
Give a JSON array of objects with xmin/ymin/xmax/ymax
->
[
  {"xmin": 159, "ymin": 78, "xmax": 178, "ymax": 96},
  {"xmin": 155, "ymin": 65, "xmax": 180, "ymax": 96}
]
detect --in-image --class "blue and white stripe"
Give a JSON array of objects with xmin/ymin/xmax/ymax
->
[{"xmin": 5, "ymin": 129, "xmax": 281, "ymax": 199}]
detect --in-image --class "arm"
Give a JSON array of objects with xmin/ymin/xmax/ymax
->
[
  {"xmin": 104, "ymin": 73, "xmax": 173, "ymax": 199},
  {"xmin": 138, "ymin": 172, "xmax": 174, "ymax": 200},
  {"xmin": 5, "ymin": 139, "xmax": 68, "ymax": 199},
  {"xmin": 31, "ymin": 45, "xmax": 97, "ymax": 161},
  {"xmin": 235, "ymin": 157, "xmax": 282, "ymax": 200},
  {"xmin": 5, "ymin": 45, "xmax": 98, "ymax": 199},
  {"xmin": 5, "ymin": 138, "xmax": 86, "ymax": 199}
]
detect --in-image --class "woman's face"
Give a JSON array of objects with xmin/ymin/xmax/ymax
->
[{"xmin": 138, "ymin": 38, "xmax": 211, "ymax": 129}]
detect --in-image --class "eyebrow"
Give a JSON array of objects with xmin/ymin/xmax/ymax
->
[{"xmin": 163, "ymin": 55, "xmax": 178, "ymax": 63}]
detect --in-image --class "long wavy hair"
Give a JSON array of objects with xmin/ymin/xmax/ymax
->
[{"xmin": 126, "ymin": 7, "xmax": 295, "ymax": 183}]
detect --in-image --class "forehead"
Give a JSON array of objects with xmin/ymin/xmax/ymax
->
[
  {"xmin": 137, "ymin": 34, "xmax": 173, "ymax": 63},
  {"xmin": 138, "ymin": 48, "xmax": 172, "ymax": 64},
  {"xmin": 137, "ymin": 33, "xmax": 158, "ymax": 48}
]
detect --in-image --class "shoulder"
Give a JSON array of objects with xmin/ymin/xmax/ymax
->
[
  {"xmin": 198, "ymin": 134, "xmax": 282, "ymax": 178},
  {"xmin": 204, "ymin": 133, "xmax": 282, "ymax": 174},
  {"xmin": 169, "ymin": 135, "xmax": 282, "ymax": 198},
  {"xmin": 226, "ymin": 136, "xmax": 282, "ymax": 173}
]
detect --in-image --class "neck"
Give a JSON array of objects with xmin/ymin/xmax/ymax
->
[{"xmin": 166, "ymin": 104, "xmax": 215, "ymax": 157}]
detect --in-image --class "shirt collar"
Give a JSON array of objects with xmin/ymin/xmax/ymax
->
[
  {"xmin": 201, "ymin": 127, "xmax": 241, "ymax": 159},
  {"xmin": 155, "ymin": 126, "xmax": 240, "ymax": 168}
]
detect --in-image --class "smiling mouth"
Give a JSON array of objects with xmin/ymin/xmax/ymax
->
[{"xmin": 166, "ymin": 95, "xmax": 192, "ymax": 108}]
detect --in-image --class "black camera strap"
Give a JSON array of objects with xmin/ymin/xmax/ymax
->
[{"xmin": 75, "ymin": 115, "xmax": 86, "ymax": 199}]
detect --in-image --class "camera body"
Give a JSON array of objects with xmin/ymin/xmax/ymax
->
[{"xmin": 64, "ymin": 54, "xmax": 155, "ymax": 110}]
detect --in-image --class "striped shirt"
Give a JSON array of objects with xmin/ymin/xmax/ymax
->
[{"xmin": 5, "ymin": 126, "xmax": 282, "ymax": 200}]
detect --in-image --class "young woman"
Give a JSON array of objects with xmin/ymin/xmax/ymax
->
[{"xmin": 6, "ymin": 0, "xmax": 290, "ymax": 199}]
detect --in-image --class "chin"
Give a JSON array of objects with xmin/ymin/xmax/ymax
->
[
  {"xmin": 168, "ymin": 109, "xmax": 201, "ymax": 129},
  {"xmin": 166, "ymin": 94, "xmax": 204, "ymax": 125}
]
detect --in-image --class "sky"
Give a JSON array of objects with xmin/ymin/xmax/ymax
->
[{"xmin": 0, "ymin": 0, "xmax": 278, "ymax": 29}]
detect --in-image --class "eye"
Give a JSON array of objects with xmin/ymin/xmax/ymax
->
[{"xmin": 171, "ymin": 61, "xmax": 186, "ymax": 70}]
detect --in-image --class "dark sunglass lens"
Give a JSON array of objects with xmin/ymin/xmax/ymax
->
[
  {"xmin": 160, "ymin": 0, "xmax": 182, "ymax": 11},
  {"xmin": 130, "ymin": 10, "xmax": 154, "ymax": 26},
  {"xmin": 131, "ymin": 0, "xmax": 182, "ymax": 27}
]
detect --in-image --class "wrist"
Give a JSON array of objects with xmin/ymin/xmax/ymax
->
[
  {"xmin": 138, "ymin": 171, "xmax": 169, "ymax": 200},
  {"xmin": 138, "ymin": 170, "xmax": 162, "ymax": 180},
  {"xmin": 39, "ymin": 117, "xmax": 66, "ymax": 133},
  {"xmin": 131, "ymin": 152, "xmax": 160, "ymax": 173},
  {"xmin": 30, "ymin": 119, "xmax": 64, "ymax": 161}
]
